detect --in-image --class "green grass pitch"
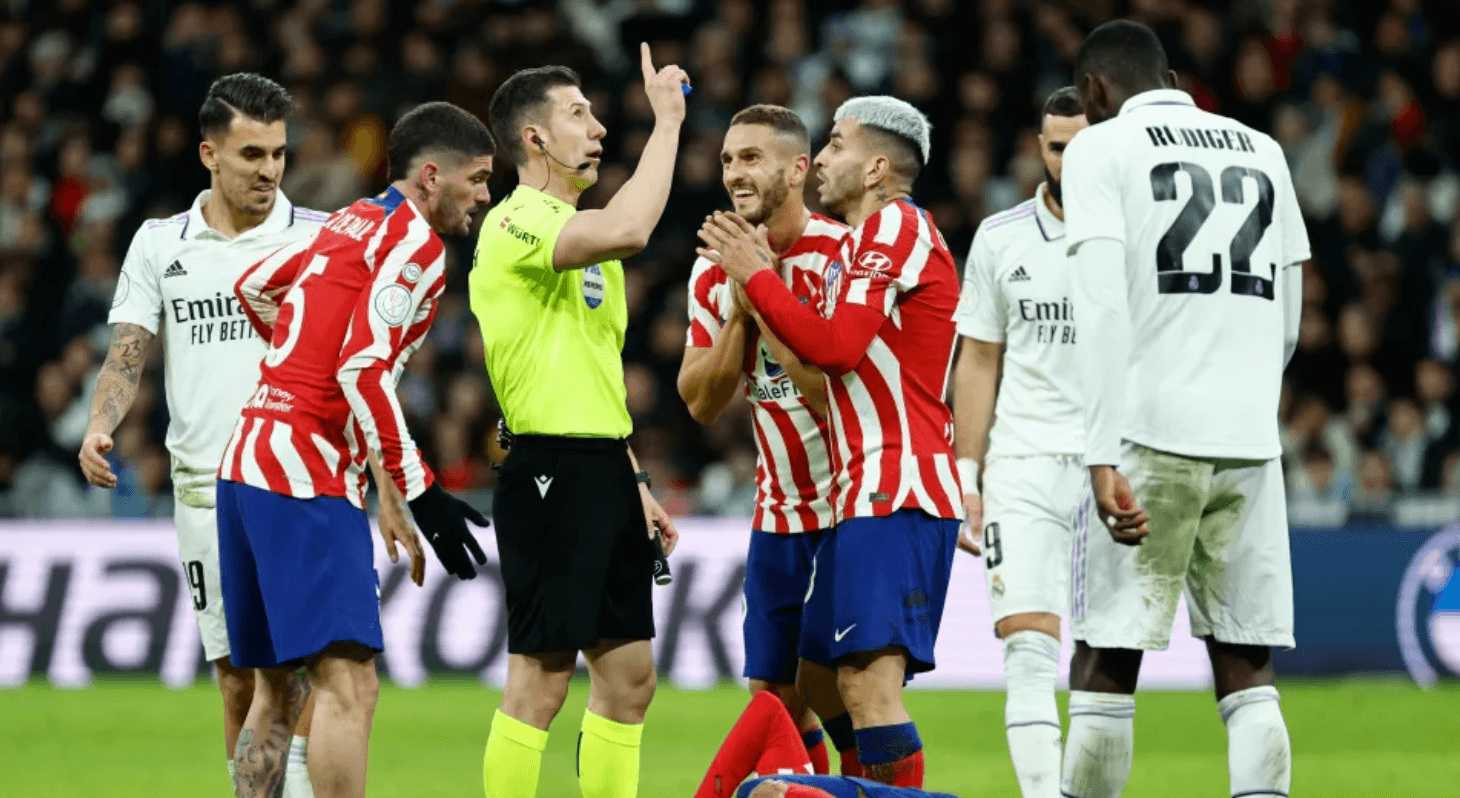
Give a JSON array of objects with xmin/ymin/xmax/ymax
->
[{"xmin": 3, "ymin": 678, "xmax": 1456, "ymax": 796}]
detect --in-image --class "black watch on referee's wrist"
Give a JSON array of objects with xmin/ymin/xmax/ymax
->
[{"xmin": 635, "ymin": 470, "xmax": 652, "ymax": 490}]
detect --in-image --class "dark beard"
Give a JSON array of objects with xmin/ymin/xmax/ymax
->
[
  {"xmin": 1045, "ymin": 166, "xmax": 1063, "ymax": 207},
  {"xmin": 741, "ymin": 171, "xmax": 790, "ymax": 226}
]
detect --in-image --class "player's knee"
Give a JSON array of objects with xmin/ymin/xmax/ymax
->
[
  {"xmin": 995, "ymin": 612, "xmax": 1061, "ymax": 640},
  {"xmin": 353, "ymin": 660, "xmax": 380, "ymax": 714},
  {"xmin": 216, "ymin": 659, "xmax": 255, "ymax": 713},
  {"xmin": 1069, "ymin": 642, "xmax": 1142, "ymax": 693},
  {"xmin": 618, "ymin": 654, "xmax": 657, "ymax": 712},
  {"xmin": 253, "ymin": 666, "xmax": 294, "ymax": 704},
  {"xmin": 1206, "ymin": 638, "xmax": 1275, "ymax": 699}
]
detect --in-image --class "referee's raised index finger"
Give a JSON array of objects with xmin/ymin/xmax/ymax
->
[{"xmin": 640, "ymin": 43, "xmax": 654, "ymax": 79}]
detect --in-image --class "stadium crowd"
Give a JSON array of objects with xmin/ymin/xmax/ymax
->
[{"xmin": 1, "ymin": 0, "xmax": 1459, "ymax": 520}]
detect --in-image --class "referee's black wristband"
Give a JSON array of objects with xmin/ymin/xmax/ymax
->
[{"xmin": 635, "ymin": 470, "xmax": 652, "ymax": 489}]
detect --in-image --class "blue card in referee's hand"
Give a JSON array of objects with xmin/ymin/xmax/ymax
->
[{"xmin": 651, "ymin": 524, "xmax": 672, "ymax": 586}]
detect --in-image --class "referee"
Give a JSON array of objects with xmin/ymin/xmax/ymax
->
[{"xmin": 471, "ymin": 45, "xmax": 688, "ymax": 798}]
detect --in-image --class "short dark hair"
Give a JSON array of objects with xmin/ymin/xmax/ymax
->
[
  {"xmin": 1073, "ymin": 20, "xmax": 1169, "ymax": 94},
  {"xmin": 860, "ymin": 125, "xmax": 923, "ymax": 183},
  {"xmin": 729, "ymin": 104, "xmax": 810, "ymax": 152},
  {"xmin": 488, "ymin": 66, "xmax": 582, "ymax": 166},
  {"xmin": 1042, "ymin": 86, "xmax": 1083, "ymax": 120},
  {"xmin": 198, "ymin": 73, "xmax": 293, "ymax": 140},
  {"xmin": 386, "ymin": 101, "xmax": 496, "ymax": 182}
]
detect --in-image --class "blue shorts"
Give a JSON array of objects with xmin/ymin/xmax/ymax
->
[
  {"xmin": 737, "ymin": 774, "xmax": 958, "ymax": 798},
  {"xmin": 798, "ymin": 509, "xmax": 959, "ymax": 675},
  {"xmin": 742, "ymin": 528, "xmax": 828, "ymax": 683},
  {"xmin": 216, "ymin": 480, "xmax": 383, "ymax": 668}
]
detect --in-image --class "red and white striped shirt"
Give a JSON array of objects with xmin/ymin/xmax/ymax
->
[
  {"xmin": 220, "ymin": 187, "xmax": 443, "ymax": 508},
  {"xmin": 687, "ymin": 213, "xmax": 848, "ymax": 533},
  {"xmin": 745, "ymin": 200, "xmax": 964, "ymax": 522}
]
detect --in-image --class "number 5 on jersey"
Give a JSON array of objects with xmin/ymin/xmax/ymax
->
[{"xmin": 265, "ymin": 254, "xmax": 330, "ymax": 367}]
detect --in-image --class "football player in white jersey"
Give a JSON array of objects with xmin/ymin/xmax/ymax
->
[
  {"xmin": 951, "ymin": 86, "xmax": 1088, "ymax": 798},
  {"xmin": 77, "ymin": 74, "xmax": 419, "ymax": 798},
  {"xmin": 1060, "ymin": 22, "xmax": 1307, "ymax": 798}
]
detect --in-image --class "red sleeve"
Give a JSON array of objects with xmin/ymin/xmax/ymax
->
[
  {"xmin": 335, "ymin": 208, "xmax": 444, "ymax": 500},
  {"xmin": 235, "ymin": 240, "xmax": 312, "ymax": 343},
  {"xmin": 744, "ymin": 269, "xmax": 884, "ymax": 376}
]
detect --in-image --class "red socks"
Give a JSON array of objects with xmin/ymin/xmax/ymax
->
[
  {"xmin": 838, "ymin": 749, "xmax": 864, "ymax": 777},
  {"xmin": 802, "ymin": 727, "xmax": 830, "ymax": 775},
  {"xmin": 694, "ymin": 692, "xmax": 811, "ymax": 797},
  {"xmin": 863, "ymin": 750, "xmax": 925, "ymax": 787}
]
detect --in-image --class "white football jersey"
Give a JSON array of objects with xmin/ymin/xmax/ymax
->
[
  {"xmin": 1063, "ymin": 90, "xmax": 1310, "ymax": 461},
  {"xmin": 955, "ymin": 184, "xmax": 1083, "ymax": 458},
  {"xmin": 109, "ymin": 191, "xmax": 327, "ymax": 501}
]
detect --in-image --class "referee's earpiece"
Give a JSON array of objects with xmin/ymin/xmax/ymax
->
[{"xmin": 531, "ymin": 132, "xmax": 591, "ymax": 172}]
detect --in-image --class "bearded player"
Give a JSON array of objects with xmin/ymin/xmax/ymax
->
[
  {"xmin": 699, "ymin": 97, "xmax": 964, "ymax": 787},
  {"xmin": 75, "ymin": 73, "xmax": 389, "ymax": 798},
  {"xmin": 678, "ymin": 104, "xmax": 855, "ymax": 776},
  {"xmin": 951, "ymin": 87, "xmax": 1089, "ymax": 798},
  {"xmin": 218, "ymin": 101, "xmax": 495, "ymax": 798}
]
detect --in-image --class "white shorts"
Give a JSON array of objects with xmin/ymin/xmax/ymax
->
[
  {"xmin": 175, "ymin": 487, "xmax": 231, "ymax": 662},
  {"xmin": 980, "ymin": 454, "xmax": 1090, "ymax": 628},
  {"xmin": 1071, "ymin": 442, "xmax": 1295, "ymax": 651}
]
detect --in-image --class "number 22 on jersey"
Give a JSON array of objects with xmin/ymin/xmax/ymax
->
[{"xmin": 1149, "ymin": 162, "xmax": 1276, "ymax": 301}]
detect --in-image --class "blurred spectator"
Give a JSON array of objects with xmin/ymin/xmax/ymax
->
[
  {"xmin": 282, "ymin": 119, "xmax": 366, "ymax": 212},
  {"xmin": 2, "ymin": 0, "xmax": 1459, "ymax": 520}
]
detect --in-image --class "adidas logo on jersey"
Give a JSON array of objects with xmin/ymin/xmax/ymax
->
[
  {"xmin": 163, "ymin": 260, "xmax": 187, "ymax": 278},
  {"xmin": 1008, "ymin": 266, "xmax": 1031, "ymax": 282}
]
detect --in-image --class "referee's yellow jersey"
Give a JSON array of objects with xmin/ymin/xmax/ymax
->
[{"xmin": 470, "ymin": 185, "xmax": 632, "ymax": 438}]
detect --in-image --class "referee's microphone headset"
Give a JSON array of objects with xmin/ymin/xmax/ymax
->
[{"xmin": 533, "ymin": 136, "xmax": 591, "ymax": 171}]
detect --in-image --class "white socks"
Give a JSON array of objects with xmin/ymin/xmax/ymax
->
[
  {"xmin": 283, "ymin": 736, "xmax": 314, "ymax": 798},
  {"xmin": 227, "ymin": 759, "xmax": 237, "ymax": 789},
  {"xmin": 1218, "ymin": 686, "xmax": 1290, "ymax": 797},
  {"xmin": 1002, "ymin": 631, "xmax": 1063, "ymax": 798},
  {"xmin": 1061, "ymin": 690, "xmax": 1135, "ymax": 798}
]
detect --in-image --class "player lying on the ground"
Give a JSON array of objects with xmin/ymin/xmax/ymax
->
[{"xmin": 696, "ymin": 692, "xmax": 958, "ymax": 798}]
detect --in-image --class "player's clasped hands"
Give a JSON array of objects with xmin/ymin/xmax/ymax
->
[
  {"xmin": 697, "ymin": 211, "xmax": 776, "ymax": 285},
  {"xmin": 407, "ymin": 483, "xmax": 491, "ymax": 579},
  {"xmin": 640, "ymin": 43, "xmax": 690, "ymax": 125}
]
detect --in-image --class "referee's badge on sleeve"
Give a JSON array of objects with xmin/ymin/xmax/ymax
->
[{"xmin": 583, "ymin": 264, "xmax": 606, "ymax": 309}]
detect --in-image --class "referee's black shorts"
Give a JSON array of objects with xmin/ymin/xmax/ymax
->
[{"xmin": 493, "ymin": 434, "xmax": 655, "ymax": 654}]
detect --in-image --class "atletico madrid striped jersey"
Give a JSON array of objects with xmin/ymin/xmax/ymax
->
[
  {"xmin": 220, "ymin": 187, "xmax": 443, "ymax": 508},
  {"xmin": 745, "ymin": 199, "xmax": 964, "ymax": 522},
  {"xmin": 686, "ymin": 213, "xmax": 848, "ymax": 533}
]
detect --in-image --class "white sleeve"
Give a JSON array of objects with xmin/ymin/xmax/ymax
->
[
  {"xmin": 1274, "ymin": 153, "xmax": 1312, "ymax": 266},
  {"xmin": 108, "ymin": 226, "xmax": 164, "ymax": 333},
  {"xmin": 1062, "ymin": 131, "xmax": 1127, "ymax": 249},
  {"xmin": 953, "ymin": 225, "xmax": 1006, "ymax": 343},
  {"xmin": 1071, "ymin": 237, "xmax": 1131, "ymax": 467},
  {"xmin": 1283, "ymin": 262, "xmax": 1303, "ymax": 367}
]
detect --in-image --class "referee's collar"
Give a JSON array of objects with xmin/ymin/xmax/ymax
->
[
  {"xmin": 513, "ymin": 184, "xmax": 573, "ymax": 213},
  {"xmin": 1119, "ymin": 89, "xmax": 1196, "ymax": 116}
]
